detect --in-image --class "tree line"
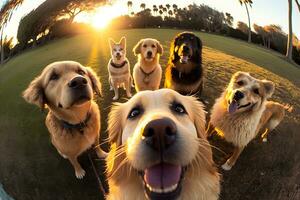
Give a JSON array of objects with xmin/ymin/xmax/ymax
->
[{"xmin": 1, "ymin": 0, "xmax": 300, "ymax": 66}]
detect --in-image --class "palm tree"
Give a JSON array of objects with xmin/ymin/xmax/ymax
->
[
  {"xmin": 153, "ymin": 5, "xmax": 158, "ymax": 16},
  {"xmin": 0, "ymin": 0, "xmax": 24, "ymax": 64},
  {"xmin": 168, "ymin": 10, "xmax": 173, "ymax": 17},
  {"xmin": 140, "ymin": 3, "xmax": 146, "ymax": 11},
  {"xmin": 162, "ymin": 7, "xmax": 167, "ymax": 17},
  {"xmin": 239, "ymin": 0, "xmax": 253, "ymax": 43},
  {"xmin": 159, "ymin": 5, "xmax": 163, "ymax": 10},
  {"xmin": 127, "ymin": 1, "xmax": 133, "ymax": 15},
  {"xmin": 166, "ymin": 4, "xmax": 171, "ymax": 10},
  {"xmin": 172, "ymin": 4, "xmax": 178, "ymax": 14},
  {"xmin": 159, "ymin": 9, "xmax": 163, "ymax": 17}
]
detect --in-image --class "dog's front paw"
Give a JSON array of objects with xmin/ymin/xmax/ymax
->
[
  {"xmin": 262, "ymin": 138, "xmax": 268, "ymax": 143},
  {"xmin": 126, "ymin": 93, "xmax": 132, "ymax": 98},
  {"xmin": 75, "ymin": 168, "xmax": 86, "ymax": 179},
  {"xmin": 113, "ymin": 95, "xmax": 119, "ymax": 101},
  {"xmin": 221, "ymin": 161, "xmax": 232, "ymax": 171}
]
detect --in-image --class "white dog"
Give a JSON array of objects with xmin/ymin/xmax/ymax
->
[
  {"xmin": 133, "ymin": 38, "xmax": 163, "ymax": 92},
  {"xmin": 108, "ymin": 37, "xmax": 133, "ymax": 100}
]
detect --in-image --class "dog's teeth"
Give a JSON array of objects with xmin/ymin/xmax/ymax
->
[{"xmin": 146, "ymin": 184, "xmax": 178, "ymax": 193}]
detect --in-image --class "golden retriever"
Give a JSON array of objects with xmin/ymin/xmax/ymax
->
[
  {"xmin": 23, "ymin": 61, "xmax": 107, "ymax": 179},
  {"xmin": 108, "ymin": 37, "xmax": 133, "ymax": 100},
  {"xmin": 106, "ymin": 89, "xmax": 220, "ymax": 200},
  {"xmin": 208, "ymin": 71, "xmax": 290, "ymax": 170},
  {"xmin": 133, "ymin": 38, "xmax": 163, "ymax": 92}
]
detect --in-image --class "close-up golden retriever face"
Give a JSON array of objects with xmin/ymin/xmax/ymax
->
[
  {"xmin": 23, "ymin": 61, "xmax": 102, "ymax": 111},
  {"xmin": 107, "ymin": 89, "xmax": 218, "ymax": 200},
  {"xmin": 226, "ymin": 71, "xmax": 275, "ymax": 114},
  {"xmin": 133, "ymin": 38, "xmax": 163, "ymax": 62}
]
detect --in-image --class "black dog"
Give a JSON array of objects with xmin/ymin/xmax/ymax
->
[{"xmin": 164, "ymin": 32, "xmax": 203, "ymax": 95}]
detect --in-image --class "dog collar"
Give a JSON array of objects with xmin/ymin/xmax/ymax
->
[
  {"xmin": 110, "ymin": 59, "xmax": 127, "ymax": 68},
  {"xmin": 140, "ymin": 67, "xmax": 156, "ymax": 84},
  {"xmin": 61, "ymin": 112, "xmax": 91, "ymax": 134}
]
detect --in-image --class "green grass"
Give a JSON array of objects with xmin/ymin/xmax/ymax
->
[{"xmin": 0, "ymin": 28, "xmax": 299, "ymax": 200}]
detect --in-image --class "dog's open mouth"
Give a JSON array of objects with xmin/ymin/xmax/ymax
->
[
  {"xmin": 179, "ymin": 55, "xmax": 191, "ymax": 64},
  {"xmin": 228, "ymin": 100, "xmax": 252, "ymax": 114},
  {"xmin": 72, "ymin": 95, "xmax": 91, "ymax": 106},
  {"xmin": 116, "ymin": 55, "xmax": 122, "ymax": 60},
  {"xmin": 140, "ymin": 163, "xmax": 185, "ymax": 200}
]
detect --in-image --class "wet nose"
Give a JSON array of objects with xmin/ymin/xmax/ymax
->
[
  {"xmin": 233, "ymin": 90, "xmax": 244, "ymax": 101},
  {"xmin": 147, "ymin": 51, "xmax": 152, "ymax": 57},
  {"xmin": 142, "ymin": 117, "xmax": 177, "ymax": 151},
  {"xmin": 183, "ymin": 45, "xmax": 190, "ymax": 53},
  {"xmin": 116, "ymin": 52, "xmax": 121, "ymax": 56},
  {"xmin": 68, "ymin": 76, "xmax": 87, "ymax": 89}
]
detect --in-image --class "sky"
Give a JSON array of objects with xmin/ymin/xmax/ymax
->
[{"xmin": 1, "ymin": 0, "xmax": 300, "ymax": 44}]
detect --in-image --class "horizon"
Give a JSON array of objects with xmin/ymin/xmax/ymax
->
[{"xmin": 2, "ymin": 0, "xmax": 300, "ymax": 44}]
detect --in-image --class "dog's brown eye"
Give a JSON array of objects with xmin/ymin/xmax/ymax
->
[
  {"xmin": 253, "ymin": 88, "xmax": 259, "ymax": 95},
  {"xmin": 237, "ymin": 81, "xmax": 244, "ymax": 86},
  {"xmin": 143, "ymin": 44, "xmax": 147, "ymax": 48},
  {"xmin": 120, "ymin": 48, "xmax": 123, "ymax": 51},
  {"xmin": 171, "ymin": 102, "xmax": 187, "ymax": 115},
  {"xmin": 128, "ymin": 106, "xmax": 142, "ymax": 119},
  {"xmin": 77, "ymin": 69, "xmax": 85, "ymax": 75},
  {"xmin": 151, "ymin": 44, "xmax": 156, "ymax": 48},
  {"xmin": 50, "ymin": 73, "xmax": 59, "ymax": 81}
]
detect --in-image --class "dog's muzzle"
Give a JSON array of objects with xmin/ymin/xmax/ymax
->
[
  {"xmin": 179, "ymin": 45, "xmax": 191, "ymax": 64},
  {"xmin": 140, "ymin": 117, "xmax": 184, "ymax": 200},
  {"xmin": 68, "ymin": 76, "xmax": 91, "ymax": 106}
]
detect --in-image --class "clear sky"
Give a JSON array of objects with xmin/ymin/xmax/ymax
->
[{"xmin": 1, "ymin": 0, "xmax": 300, "ymax": 43}]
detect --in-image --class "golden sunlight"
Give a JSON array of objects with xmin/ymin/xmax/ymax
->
[{"xmin": 77, "ymin": 3, "xmax": 126, "ymax": 30}]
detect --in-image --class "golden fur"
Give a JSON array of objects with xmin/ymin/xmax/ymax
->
[
  {"xmin": 108, "ymin": 37, "xmax": 133, "ymax": 100},
  {"xmin": 23, "ymin": 61, "xmax": 107, "ymax": 178},
  {"xmin": 209, "ymin": 71, "xmax": 289, "ymax": 170},
  {"xmin": 132, "ymin": 38, "xmax": 163, "ymax": 92},
  {"xmin": 106, "ymin": 89, "xmax": 220, "ymax": 200}
]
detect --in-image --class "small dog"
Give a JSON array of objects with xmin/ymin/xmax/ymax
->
[
  {"xmin": 108, "ymin": 37, "xmax": 133, "ymax": 100},
  {"xmin": 165, "ymin": 32, "xmax": 204, "ymax": 95},
  {"xmin": 23, "ymin": 61, "xmax": 107, "ymax": 179},
  {"xmin": 209, "ymin": 71, "xmax": 290, "ymax": 170},
  {"xmin": 133, "ymin": 38, "xmax": 163, "ymax": 92},
  {"xmin": 106, "ymin": 89, "xmax": 220, "ymax": 200}
]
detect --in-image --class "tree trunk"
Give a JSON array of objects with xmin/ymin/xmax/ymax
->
[
  {"xmin": 0, "ymin": 27, "xmax": 5, "ymax": 64},
  {"xmin": 286, "ymin": 0, "xmax": 293, "ymax": 60},
  {"xmin": 245, "ymin": 3, "xmax": 251, "ymax": 43}
]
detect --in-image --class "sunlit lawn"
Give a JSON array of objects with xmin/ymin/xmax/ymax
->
[{"xmin": 0, "ymin": 28, "xmax": 299, "ymax": 200}]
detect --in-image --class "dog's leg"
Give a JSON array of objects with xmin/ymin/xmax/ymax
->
[
  {"xmin": 68, "ymin": 156, "xmax": 86, "ymax": 179},
  {"xmin": 112, "ymin": 82, "xmax": 119, "ymax": 100},
  {"xmin": 109, "ymin": 77, "xmax": 113, "ymax": 91},
  {"xmin": 222, "ymin": 146, "xmax": 245, "ymax": 171},
  {"xmin": 125, "ymin": 79, "xmax": 132, "ymax": 98}
]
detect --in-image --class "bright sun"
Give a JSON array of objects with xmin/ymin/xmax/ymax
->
[{"xmin": 88, "ymin": 4, "xmax": 124, "ymax": 30}]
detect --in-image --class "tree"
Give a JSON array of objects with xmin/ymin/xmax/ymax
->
[
  {"xmin": 159, "ymin": 9, "xmax": 163, "ymax": 16},
  {"xmin": 127, "ymin": 1, "xmax": 132, "ymax": 15},
  {"xmin": 168, "ymin": 10, "xmax": 173, "ymax": 17},
  {"xmin": 60, "ymin": 0, "xmax": 107, "ymax": 22},
  {"xmin": 225, "ymin": 12, "xmax": 233, "ymax": 27},
  {"xmin": 166, "ymin": 4, "xmax": 171, "ymax": 10},
  {"xmin": 153, "ymin": 5, "xmax": 158, "ymax": 16},
  {"xmin": 286, "ymin": 0, "xmax": 293, "ymax": 60},
  {"xmin": 140, "ymin": 3, "xmax": 146, "ymax": 11},
  {"xmin": 237, "ymin": 21, "xmax": 249, "ymax": 34},
  {"xmin": 239, "ymin": 0, "xmax": 253, "ymax": 43},
  {"xmin": 0, "ymin": 0, "xmax": 24, "ymax": 64}
]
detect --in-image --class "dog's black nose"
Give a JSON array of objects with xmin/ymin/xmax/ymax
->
[
  {"xmin": 233, "ymin": 90, "xmax": 244, "ymax": 101},
  {"xmin": 183, "ymin": 45, "xmax": 190, "ymax": 53},
  {"xmin": 147, "ymin": 51, "xmax": 152, "ymax": 57},
  {"xmin": 116, "ymin": 52, "xmax": 121, "ymax": 56},
  {"xmin": 142, "ymin": 117, "xmax": 177, "ymax": 151},
  {"xmin": 68, "ymin": 76, "xmax": 87, "ymax": 88}
]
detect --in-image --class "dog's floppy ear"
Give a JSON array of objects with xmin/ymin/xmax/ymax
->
[
  {"xmin": 133, "ymin": 39, "xmax": 143, "ymax": 56},
  {"xmin": 108, "ymin": 103, "xmax": 123, "ymax": 146},
  {"xmin": 86, "ymin": 67, "xmax": 102, "ymax": 97},
  {"xmin": 119, "ymin": 36, "xmax": 126, "ymax": 49},
  {"xmin": 170, "ymin": 35, "xmax": 180, "ymax": 61},
  {"xmin": 189, "ymin": 96, "xmax": 206, "ymax": 139},
  {"xmin": 156, "ymin": 40, "xmax": 163, "ymax": 55},
  {"xmin": 23, "ymin": 75, "xmax": 46, "ymax": 110},
  {"xmin": 109, "ymin": 38, "xmax": 116, "ymax": 49},
  {"xmin": 262, "ymin": 80, "xmax": 275, "ymax": 99}
]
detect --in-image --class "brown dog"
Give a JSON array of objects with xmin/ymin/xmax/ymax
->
[
  {"xmin": 106, "ymin": 89, "xmax": 220, "ymax": 200},
  {"xmin": 209, "ymin": 71, "xmax": 290, "ymax": 170},
  {"xmin": 23, "ymin": 61, "xmax": 107, "ymax": 179}
]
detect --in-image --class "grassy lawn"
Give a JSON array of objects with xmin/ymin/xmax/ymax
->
[{"xmin": 0, "ymin": 28, "xmax": 299, "ymax": 200}]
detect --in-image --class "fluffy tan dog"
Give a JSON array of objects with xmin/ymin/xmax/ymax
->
[
  {"xmin": 23, "ymin": 61, "xmax": 107, "ymax": 179},
  {"xmin": 106, "ymin": 89, "xmax": 220, "ymax": 200},
  {"xmin": 108, "ymin": 37, "xmax": 133, "ymax": 100},
  {"xmin": 133, "ymin": 38, "xmax": 163, "ymax": 92},
  {"xmin": 209, "ymin": 71, "xmax": 290, "ymax": 171}
]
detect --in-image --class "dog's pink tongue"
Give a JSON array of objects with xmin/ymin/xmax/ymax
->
[
  {"xmin": 144, "ymin": 163, "xmax": 181, "ymax": 189},
  {"xmin": 228, "ymin": 100, "xmax": 238, "ymax": 114}
]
